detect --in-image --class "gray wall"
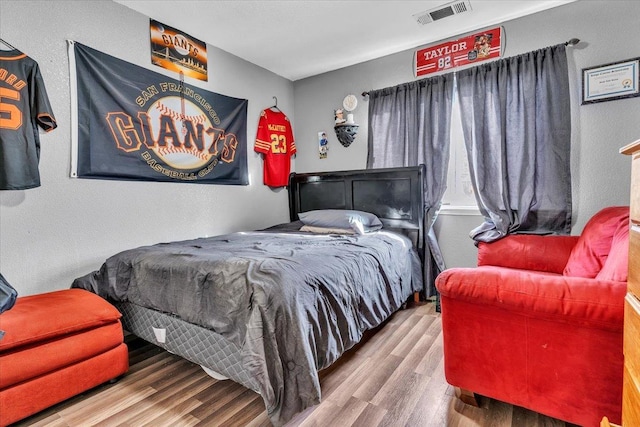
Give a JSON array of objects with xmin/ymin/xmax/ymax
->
[
  {"xmin": 293, "ymin": 0, "xmax": 640, "ymax": 269},
  {"xmin": 2, "ymin": 1, "xmax": 639, "ymax": 295},
  {"xmin": 0, "ymin": 0, "xmax": 294, "ymax": 295}
]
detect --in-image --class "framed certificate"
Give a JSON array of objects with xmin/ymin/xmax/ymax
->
[{"xmin": 582, "ymin": 57, "xmax": 639, "ymax": 104}]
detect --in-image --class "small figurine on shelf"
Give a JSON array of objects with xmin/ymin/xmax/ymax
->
[{"xmin": 334, "ymin": 108, "xmax": 346, "ymax": 124}]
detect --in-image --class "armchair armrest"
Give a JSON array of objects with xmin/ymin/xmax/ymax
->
[
  {"xmin": 478, "ymin": 234, "xmax": 579, "ymax": 274},
  {"xmin": 436, "ymin": 266, "xmax": 626, "ymax": 331}
]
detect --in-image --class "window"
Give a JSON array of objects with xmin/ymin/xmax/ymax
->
[{"xmin": 441, "ymin": 83, "xmax": 478, "ymax": 212}]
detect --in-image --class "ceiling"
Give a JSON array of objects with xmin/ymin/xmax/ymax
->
[{"xmin": 114, "ymin": 0, "xmax": 577, "ymax": 81}]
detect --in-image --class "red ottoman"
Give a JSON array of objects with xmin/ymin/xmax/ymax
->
[{"xmin": 0, "ymin": 289, "xmax": 128, "ymax": 426}]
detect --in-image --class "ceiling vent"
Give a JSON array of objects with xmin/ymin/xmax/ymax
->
[{"xmin": 413, "ymin": 0, "xmax": 472, "ymax": 25}]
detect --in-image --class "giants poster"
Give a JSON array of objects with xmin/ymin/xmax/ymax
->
[
  {"xmin": 150, "ymin": 19, "xmax": 208, "ymax": 81},
  {"xmin": 415, "ymin": 27, "xmax": 503, "ymax": 77},
  {"xmin": 69, "ymin": 41, "xmax": 248, "ymax": 185}
]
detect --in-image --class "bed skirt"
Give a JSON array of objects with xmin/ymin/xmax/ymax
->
[{"xmin": 115, "ymin": 302, "xmax": 261, "ymax": 394}]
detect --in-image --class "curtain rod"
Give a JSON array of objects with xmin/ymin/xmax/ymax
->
[{"xmin": 361, "ymin": 37, "xmax": 581, "ymax": 98}]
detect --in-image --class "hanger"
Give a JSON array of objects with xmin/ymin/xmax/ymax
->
[
  {"xmin": 0, "ymin": 38, "xmax": 17, "ymax": 50},
  {"xmin": 270, "ymin": 96, "xmax": 281, "ymax": 112}
]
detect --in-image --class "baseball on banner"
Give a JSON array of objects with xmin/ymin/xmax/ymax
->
[{"xmin": 146, "ymin": 96, "xmax": 213, "ymax": 169}]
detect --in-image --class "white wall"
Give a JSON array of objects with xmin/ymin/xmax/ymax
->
[
  {"xmin": 0, "ymin": 0, "xmax": 295, "ymax": 295},
  {"xmin": 293, "ymin": 0, "xmax": 640, "ymax": 269}
]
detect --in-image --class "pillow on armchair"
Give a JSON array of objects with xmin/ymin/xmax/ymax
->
[
  {"xmin": 596, "ymin": 219, "xmax": 630, "ymax": 282},
  {"xmin": 563, "ymin": 206, "xmax": 629, "ymax": 278}
]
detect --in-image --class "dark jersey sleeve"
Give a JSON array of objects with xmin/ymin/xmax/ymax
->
[{"xmin": 32, "ymin": 62, "xmax": 57, "ymax": 132}]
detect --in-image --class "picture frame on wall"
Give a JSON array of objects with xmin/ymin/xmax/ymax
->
[{"xmin": 582, "ymin": 57, "xmax": 639, "ymax": 105}]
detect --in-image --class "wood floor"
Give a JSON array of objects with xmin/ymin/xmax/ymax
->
[{"xmin": 15, "ymin": 302, "xmax": 578, "ymax": 427}]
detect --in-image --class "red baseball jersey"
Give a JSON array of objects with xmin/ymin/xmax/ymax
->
[
  {"xmin": 254, "ymin": 109, "xmax": 295, "ymax": 187},
  {"xmin": 0, "ymin": 49, "xmax": 57, "ymax": 190}
]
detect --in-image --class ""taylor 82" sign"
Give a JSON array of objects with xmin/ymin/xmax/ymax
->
[{"xmin": 415, "ymin": 27, "xmax": 503, "ymax": 77}]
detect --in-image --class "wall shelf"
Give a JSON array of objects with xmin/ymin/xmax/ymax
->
[{"xmin": 334, "ymin": 124, "xmax": 359, "ymax": 147}]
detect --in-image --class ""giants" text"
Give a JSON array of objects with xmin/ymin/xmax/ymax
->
[{"xmin": 105, "ymin": 112, "xmax": 238, "ymax": 163}]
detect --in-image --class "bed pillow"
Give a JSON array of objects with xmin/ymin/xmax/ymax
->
[
  {"xmin": 563, "ymin": 206, "xmax": 629, "ymax": 278},
  {"xmin": 298, "ymin": 209, "xmax": 382, "ymax": 234}
]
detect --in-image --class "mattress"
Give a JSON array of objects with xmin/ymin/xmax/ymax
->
[{"xmin": 116, "ymin": 301, "xmax": 260, "ymax": 393}]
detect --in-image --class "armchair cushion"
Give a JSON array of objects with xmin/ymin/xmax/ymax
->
[
  {"xmin": 478, "ymin": 234, "xmax": 579, "ymax": 274},
  {"xmin": 563, "ymin": 206, "xmax": 629, "ymax": 278}
]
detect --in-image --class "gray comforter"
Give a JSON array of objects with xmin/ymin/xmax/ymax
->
[{"xmin": 72, "ymin": 224, "xmax": 422, "ymax": 425}]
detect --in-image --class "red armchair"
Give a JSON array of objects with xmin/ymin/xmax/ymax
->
[{"xmin": 436, "ymin": 206, "xmax": 630, "ymax": 427}]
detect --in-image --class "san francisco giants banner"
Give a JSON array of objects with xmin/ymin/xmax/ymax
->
[{"xmin": 68, "ymin": 41, "xmax": 248, "ymax": 185}]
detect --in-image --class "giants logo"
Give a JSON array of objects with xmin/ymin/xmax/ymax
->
[{"xmin": 105, "ymin": 95, "xmax": 238, "ymax": 176}]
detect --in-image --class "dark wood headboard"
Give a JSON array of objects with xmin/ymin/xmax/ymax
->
[{"xmin": 288, "ymin": 165, "xmax": 425, "ymax": 248}]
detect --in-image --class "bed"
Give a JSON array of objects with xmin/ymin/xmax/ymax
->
[{"xmin": 72, "ymin": 165, "xmax": 426, "ymax": 426}]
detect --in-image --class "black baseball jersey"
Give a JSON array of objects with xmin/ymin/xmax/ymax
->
[{"xmin": 0, "ymin": 49, "xmax": 57, "ymax": 190}]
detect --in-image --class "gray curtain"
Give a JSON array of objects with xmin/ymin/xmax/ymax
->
[
  {"xmin": 456, "ymin": 44, "xmax": 572, "ymax": 242},
  {"xmin": 367, "ymin": 74, "xmax": 454, "ymax": 298}
]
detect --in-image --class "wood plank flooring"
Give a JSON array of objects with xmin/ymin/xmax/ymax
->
[{"xmin": 15, "ymin": 302, "xmax": 578, "ymax": 427}]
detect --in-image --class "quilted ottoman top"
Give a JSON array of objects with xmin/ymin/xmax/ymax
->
[{"xmin": 0, "ymin": 289, "xmax": 121, "ymax": 352}]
